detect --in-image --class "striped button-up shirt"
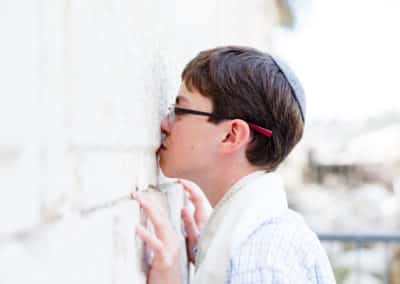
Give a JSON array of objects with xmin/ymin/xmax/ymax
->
[{"xmin": 225, "ymin": 210, "xmax": 336, "ymax": 283}]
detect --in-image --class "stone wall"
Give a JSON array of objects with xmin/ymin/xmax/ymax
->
[{"xmin": 0, "ymin": 1, "xmax": 283, "ymax": 283}]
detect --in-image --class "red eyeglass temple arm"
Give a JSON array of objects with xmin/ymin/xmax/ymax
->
[{"xmin": 248, "ymin": 123, "xmax": 273, "ymax": 137}]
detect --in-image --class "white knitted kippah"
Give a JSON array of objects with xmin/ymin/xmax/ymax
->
[{"xmin": 270, "ymin": 55, "xmax": 306, "ymax": 122}]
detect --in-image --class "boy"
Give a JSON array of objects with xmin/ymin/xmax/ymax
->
[{"xmin": 131, "ymin": 46, "xmax": 336, "ymax": 284}]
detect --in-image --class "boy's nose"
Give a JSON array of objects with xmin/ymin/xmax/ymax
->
[{"xmin": 160, "ymin": 114, "xmax": 170, "ymax": 133}]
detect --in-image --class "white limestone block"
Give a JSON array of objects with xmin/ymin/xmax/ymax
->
[
  {"xmin": 0, "ymin": 148, "xmax": 41, "ymax": 234},
  {"xmin": 78, "ymin": 150, "xmax": 157, "ymax": 209},
  {"xmin": 0, "ymin": 211, "xmax": 115, "ymax": 284}
]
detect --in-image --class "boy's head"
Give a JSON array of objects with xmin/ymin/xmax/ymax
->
[{"xmin": 180, "ymin": 46, "xmax": 305, "ymax": 171}]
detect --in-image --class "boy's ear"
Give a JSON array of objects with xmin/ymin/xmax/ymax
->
[{"xmin": 221, "ymin": 119, "xmax": 251, "ymax": 153}]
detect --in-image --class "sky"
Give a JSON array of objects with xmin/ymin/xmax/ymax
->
[{"xmin": 273, "ymin": 0, "xmax": 400, "ymax": 122}]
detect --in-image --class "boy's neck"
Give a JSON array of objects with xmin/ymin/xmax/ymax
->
[{"xmin": 193, "ymin": 165, "xmax": 262, "ymax": 208}]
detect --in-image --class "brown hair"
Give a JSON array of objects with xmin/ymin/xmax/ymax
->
[{"xmin": 181, "ymin": 46, "xmax": 304, "ymax": 171}]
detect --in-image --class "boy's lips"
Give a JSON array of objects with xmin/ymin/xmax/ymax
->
[
  {"xmin": 156, "ymin": 143, "xmax": 167, "ymax": 155},
  {"xmin": 156, "ymin": 133, "xmax": 167, "ymax": 155}
]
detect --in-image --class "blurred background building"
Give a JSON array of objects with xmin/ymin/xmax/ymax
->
[{"xmin": 274, "ymin": 1, "xmax": 400, "ymax": 283}]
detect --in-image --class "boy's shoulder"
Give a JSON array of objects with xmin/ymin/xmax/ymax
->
[
  {"xmin": 226, "ymin": 210, "xmax": 336, "ymax": 283},
  {"xmin": 236, "ymin": 209, "xmax": 322, "ymax": 263}
]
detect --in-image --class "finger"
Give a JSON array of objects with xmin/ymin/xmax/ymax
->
[
  {"xmin": 178, "ymin": 180, "xmax": 210, "ymax": 209},
  {"xmin": 135, "ymin": 224, "xmax": 163, "ymax": 254},
  {"xmin": 181, "ymin": 207, "xmax": 199, "ymax": 264},
  {"xmin": 181, "ymin": 207, "xmax": 199, "ymax": 240},
  {"xmin": 178, "ymin": 180, "xmax": 211, "ymax": 225},
  {"xmin": 179, "ymin": 179, "xmax": 202, "ymax": 204},
  {"xmin": 131, "ymin": 192, "xmax": 168, "ymax": 240}
]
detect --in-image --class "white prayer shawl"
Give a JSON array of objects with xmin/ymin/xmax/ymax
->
[{"xmin": 192, "ymin": 171, "xmax": 288, "ymax": 284}]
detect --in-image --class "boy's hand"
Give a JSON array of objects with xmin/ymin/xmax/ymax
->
[
  {"xmin": 179, "ymin": 180, "xmax": 212, "ymax": 264},
  {"xmin": 131, "ymin": 192, "xmax": 181, "ymax": 284}
]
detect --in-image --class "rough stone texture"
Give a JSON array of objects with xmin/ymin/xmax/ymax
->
[{"xmin": 0, "ymin": 0, "xmax": 280, "ymax": 283}]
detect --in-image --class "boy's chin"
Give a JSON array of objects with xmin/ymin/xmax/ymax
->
[{"xmin": 158, "ymin": 163, "xmax": 177, "ymax": 179}]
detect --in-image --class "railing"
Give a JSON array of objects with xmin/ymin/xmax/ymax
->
[{"xmin": 318, "ymin": 232, "xmax": 400, "ymax": 284}]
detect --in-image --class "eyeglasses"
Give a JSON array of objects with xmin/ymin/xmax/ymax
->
[{"xmin": 166, "ymin": 104, "xmax": 272, "ymax": 137}]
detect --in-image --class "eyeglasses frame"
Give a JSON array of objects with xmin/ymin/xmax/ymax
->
[{"xmin": 167, "ymin": 104, "xmax": 273, "ymax": 137}]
